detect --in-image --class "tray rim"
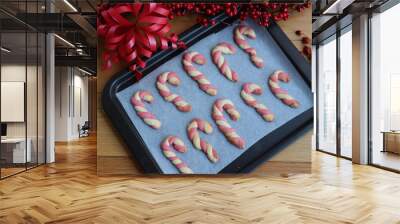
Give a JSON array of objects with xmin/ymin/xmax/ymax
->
[{"xmin": 102, "ymin": 13, "xmax": 313, "ymax": 174}]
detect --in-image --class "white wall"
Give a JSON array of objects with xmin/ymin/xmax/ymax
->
[
  {"xmin": 54, "ymin": 67, "xmax": 89, "ymax": 141},
  {"xmin": 1, "ymin": 65, "xmax": 40, "ymax": 138},
  {"xmin": 1, "ymin": 82, "xmax": 25, "ymax": 122},
  {"xmin": 55, "ymin": 66, "xmax": 70, "ymax": 141},
  {"xmin": 72, "ymin": 73, "xmax": 89, "ymax": 138},
  {"xmin": 1, "ymin": 63, "xmax": 47, "ymax": 164},
  {"xmin": 1, "ymin": 65, "xmax": 26, "ymax": 139}
]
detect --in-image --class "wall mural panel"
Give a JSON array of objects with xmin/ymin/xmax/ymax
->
[{"xmin": 100, "ymin": 4, "xmax": 313, "ymax": 174}]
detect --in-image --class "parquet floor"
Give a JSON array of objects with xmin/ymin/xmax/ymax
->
[{"xmin": 1, "ymin": 135, "xmax": 400, "ymax": 224}]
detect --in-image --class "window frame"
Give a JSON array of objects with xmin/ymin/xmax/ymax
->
[{"xmin": 315, "ymin": 24, "xmax": 353, "ymax": 160}]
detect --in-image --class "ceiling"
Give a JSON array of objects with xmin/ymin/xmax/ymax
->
[
  {"xmin": 0, "ymin": 0, "xmax": 97, "ymax": 74},
  {"xmin": 0, "ymin": 0, "xmax": 97, "ymax": 14},
  {"xmin": 312, "ymin": 0, "xmax": 390, "ymax": 43}
]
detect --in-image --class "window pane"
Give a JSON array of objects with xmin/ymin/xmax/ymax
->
[
  {"xmin": 371, "ymin": 3, "xmax": 400, "ymax": 171},
  {"xmin": 318, "ymin": 37, "xmax": 337, "ymax": 154},
  {"xmin": 26, "ymin": 0, "xmax": 42, "ymax": 168},
  {"xmin": 0, "ymin": 0, "xmax": 46, "ymax": 179},
  {"xmin": 27, "ymin": 31, "xmax": 38, "ymax": 169},
  {"xmin": 1, "ymin": 30, "xmax": 27, "ymax": 177},
  {"xmin": 340, "ymin": 28, "xmax": 352, "ymax": 158}
]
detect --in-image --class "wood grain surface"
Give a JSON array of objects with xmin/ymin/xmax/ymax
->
[{"xmin": 97, "ymin": 8, "xmax": 312, "ymax": 175}]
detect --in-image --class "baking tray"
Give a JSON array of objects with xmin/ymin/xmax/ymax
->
[{"xmin": 102, "ymin": 13, "xmax": 313, "ymax": 174}]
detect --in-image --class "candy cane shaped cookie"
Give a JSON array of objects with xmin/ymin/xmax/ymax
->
[
  {"xmin": 156, "ymin": 72, "xmax": 192, "ymax": 112},
  {"xmin": 234, "ymin": 25, "xmax": 264, "ymax": 68},
  {"xmin": 182, "ymin": 51, "xmax": 217, "ymax": 96},
  {"xmin": 241, "ymin": 83, "xmax": 274, "ymax": 122},
  {"xmin": 268, "ymin": 70, "xmax": 300, "ymax": 108},
  {"xmin": 187, "ymin": 118, "xmax": 219, "ymax": 163},
  {"xmin": 211, "ymin": 42, "xmax": 239, "ymax": 82},
  {"xmin": 131, "ymin": 90, "xmax": 161, "ymax": 129},
  {"xmin": 161, "ymin": 136, "xmax": 193, "ymax": 174},
  {"xmin": 212, "ymin": 99, "xmax": 245, "ymax": 149}
]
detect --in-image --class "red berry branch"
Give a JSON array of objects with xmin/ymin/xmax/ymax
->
[
  {"xmin": 295, "ymin": 29, "xmax": 312, "ymax": 60},
  {"xmin": 166, "ymin": 2, "xmax": 310, "ymax": 27}
]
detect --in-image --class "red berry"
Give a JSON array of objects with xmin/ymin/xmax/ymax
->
[
  {"xmin": 302, "ymin": 46, "xmax": 311, "ymax": 57},
  {"xmin": 302, "ymin": 37, "xmax": 311, "ymax": 44}
]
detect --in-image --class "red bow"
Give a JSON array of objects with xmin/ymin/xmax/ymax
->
[{"xmin": 98, "ymin": 3, "xmax": 184, "ymax": 79}]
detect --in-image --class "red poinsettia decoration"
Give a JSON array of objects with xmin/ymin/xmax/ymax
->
[{"xmin": 97, "ymin": 3, "xmax": 182, "ymax": 76}]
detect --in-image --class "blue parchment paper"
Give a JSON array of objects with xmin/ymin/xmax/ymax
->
[{"xmin": 116, "ymin": 20, "xmax": 313, "ymax": 174}]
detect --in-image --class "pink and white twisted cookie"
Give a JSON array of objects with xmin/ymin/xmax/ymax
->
[
  {"xmin": 211, "ymin": 42, "xmax": 239, "ymax": 82},
  {"xmin": 241, "ymin": 83, "xmax": 274, "ymax": 122},
  {"xmin": 156, "ymin": 72, "xmax": 191, "ymax": 112},
  {"xmin": 212, "ymin": 99, "xmax": 245, "ymax": 149},
  {"xmin": 161, "ymin": 136, "xmax": 193, "ymax": 174},
  {"xmin": 187, "ymin": 118, "xmax": 219, "ymax": 163},
  {"xmin": 234, "ymin": 25, "xmax": 264, "ymax": 68},
  {"xmin": 268, "ymin": 70, "xmax": 300, "ymax": 108},
  {"xmin": 182, "ymin": 51, "xmax": 217, "ymax": 96},
  {"xmin": 131, "ymin": 90, "xmax": 161, "ymax": 129}
]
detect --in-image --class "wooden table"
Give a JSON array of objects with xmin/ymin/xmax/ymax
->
[
  {"xmin": 382, "ymin": 131, "xmax": 400, "ymax": 154},
  {"xmin": 1, "ymin": 138, "xmax": 32, "ymax": 164},
  {"xmin": 97, "ymin": 8, "xmax": 312, "ymax": 175}
]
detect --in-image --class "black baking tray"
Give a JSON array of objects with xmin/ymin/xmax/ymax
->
[{"xmin": 102, "ymin": 13, "xmax": 313, "ymax": 174}]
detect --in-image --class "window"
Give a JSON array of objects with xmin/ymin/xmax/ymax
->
[
  {"xmin": 317, "ymin": 36, "xmax": 337, "ymax": 154},
  {"xmin": 339, "ymin": 28, "xmax": 352, "ymax": 158},
  {"xmin": 316, "ymin": 25, "xmax": 353, "ymax": 159},
  {"xmin": 370, "ymin": 3, "xmax": 400, "ymax": 171},
  {"xmin": 0, "ymin": 1, "xmax": 47, "ymax": 179}
]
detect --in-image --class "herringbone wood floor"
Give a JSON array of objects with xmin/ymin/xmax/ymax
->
[{"xmin": 1, "ymin": 135, "xmax": 400, "ymax": 224}]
